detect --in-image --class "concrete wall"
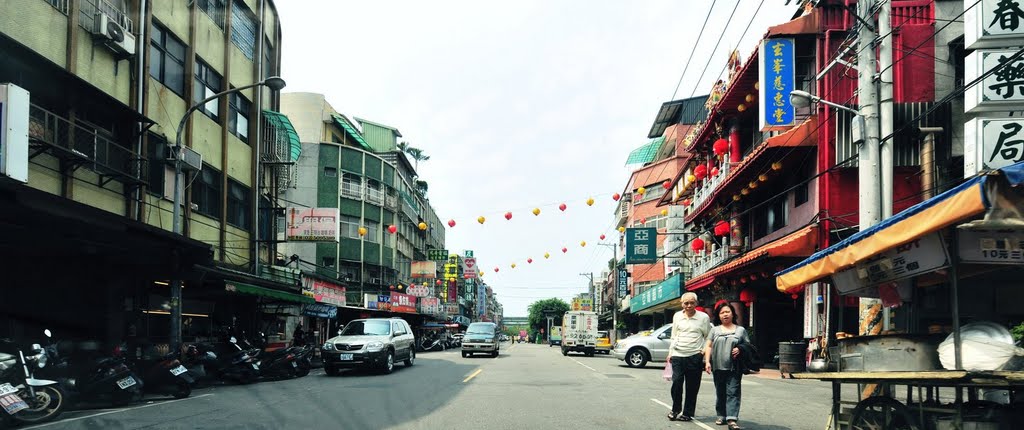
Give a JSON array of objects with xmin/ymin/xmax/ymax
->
[
  {"xmin": 1, "ymin": 0, "xmax": 68, "ymax": 66},
  {"xmin": 280, "ymin": 92, "xmax": 328, "ymax": 143},
  {"xmin": 934, "ymin": 0, "xmax": 964, "ymax": 156}
]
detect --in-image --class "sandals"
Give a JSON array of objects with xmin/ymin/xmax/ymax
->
[
  {"xmin": 727, "ymin": 421, "xmax": 743, "ymax": 429},
  {"xmin": 715, "ymin": 418, "xmax": 727, "ymax": 425},
  {"xmin": 667, "ymin": 412, "xmax": 693, "ymax": 422}
]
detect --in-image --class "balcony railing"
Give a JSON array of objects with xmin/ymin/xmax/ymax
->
[
  {"xmin": 28, "ymin": 104, "xmax": 143, "ymax": 185},
  {"xmin": 341, "ymin": 182, "xmax": 362, "ymax": 199},
  {"xmin": 687, "ymin": 162, "xmax": 731, "ymax": 216},
  {"xmin": 79, "ymin": 0, "xmax": 134, "ymax": 33},
  {"xmin": 385, "ymin": 194, "xmax": 399, "ymax": 210},
  {"xmin": 365, "ymin": 186, "xmax": 383, "ymax": 205},
  {"xmin": 690, "ymin": 245, "xmax": 730, "ymax": 278}
]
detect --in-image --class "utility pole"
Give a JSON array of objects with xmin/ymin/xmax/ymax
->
[
  {"xmin": 596, "ymin": 242, "xmax": 618, "ymax": 343},
  {"xmin": 857, "ymin": 0, "xmax": 882, "ymax": 232},
  {"xmin": 877, "ymin": 0, "xmax": 894, "ymax": 331},
  {"xmin": 578, "ymin": 272, "xmax": 593, "ymax": 306}
]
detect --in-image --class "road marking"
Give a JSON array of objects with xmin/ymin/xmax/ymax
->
[
  {"xmin": 462, "ymin": 368, "xmax": 483, "ymax": 383},
  {"xmin": 568, "ymin": 357, "xmax": 597, "ymax": 372},
  {"xmin": 649, "ymin": 398, "xmax": 715, "ymax": 430},
  {"xmin": 22, "ymin": 394, "xmax": 215, "ymax": 429}
]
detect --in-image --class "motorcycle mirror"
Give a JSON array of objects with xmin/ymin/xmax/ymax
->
[
  {"xmin": 44, "ymin": 329, "xmax": 52, "ymax": 338},
  {"xmin": 229, "ymin": 336, "xmax": 237, "ymax": 344},
  {"xmin": 337, "ymin": 330, "xmax": 342, "ymax": 336},
  {"xmin": 31, "ymin": 343, "xmax": 42, "ymax": 352}
]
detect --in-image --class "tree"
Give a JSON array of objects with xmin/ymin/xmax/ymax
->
[
  {"xmin": 527, "ymin": 298, "xmax": 570, "ymax": 336},
  {"xmin": 404, "ymin": 147, "xmax": 431, "ymax": 171}
]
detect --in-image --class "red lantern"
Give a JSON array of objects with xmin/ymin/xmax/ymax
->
[
  {"xmin": 739, "ymin": 289, "xmax": 756, "ymax": 303},
  {"xmin": 504, "ymin": 212, "xmax": 513, "ymax": 220},
  {"xmin": 682, "ymin": 199, "xmax": 691, "ymax": 207},
  {"xmin": 612, "ymin": 193, "xmax": 621, "ymax": 201},
  {"xmin": 694, "ymin": 164, "xmax": 708, "ymax": 180},
  {"xmin": 493, "ymin": 267, "xmax": 499, "ymax": 273},
  {"xmin": 713, "ymin": 220, "xmax": 729, "ymax": 236},
  {"xmin": 389, "ymin": 285, "xmax": 395, "ymax": 290},
  {"xmin": 527, "ymin": 258, "xmax": 533, "ymax": 264},
  {"xmin": 791, "ymin": 293, "xmax": 799, "ymax": 300},
  {"xmin": 447, "ymin": 219, "xmax": 456, "ymax": 228},
  {"xmin": 388, "ymin": 225, "xmax": 398, "ymax": 234},
  {"xmin": 600, "ymin": 234, "xmax": 606, "ymax": 240},
  {"xmin": 639, "ymin": 217, "xmax": 647, "ymax": 225},
  {"xmin": 749, "ymin": 273, "xmax": 759, "ymax": 281},
  {"xmin": 740, "ymin": 278, "xmax": 748, "ymax": 284},
  {"xmin": 662, "ymin": 180, "xmax": 672, "ymax": 189},
  {"xmin": 713, "ymin": 138, "xmax": 729, "ymax": 156},
  {"xmin": 710, "ymin": 167, "xmax": 719, "ymax": 177},
  {"xmin": 559, "ymin": 203, "xmax": 567, "ymax": 211},
  {"xmin": 691, "ymin": 238, "xmax": 705, "ymax": 252},
  {"xmin": 436, "ymin": 279, "xmax": 443, "ymax": 285}
]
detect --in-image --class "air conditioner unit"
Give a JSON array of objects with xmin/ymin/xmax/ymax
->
[
  {"xmin": 94, "ymin": 13, "xmax": 136, "ymax": 56},
  {"xmin": 166, "ymin": 146, "xmax": 202, "ymax": 172}
]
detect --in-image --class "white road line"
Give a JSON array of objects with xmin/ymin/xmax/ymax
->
[
  {"xmin": 22, "ymin": 394, "xmax": 215, "ymax": 429},
  {"xmin": 568, "ymin": 357, "xmax": 597, "ymax": 372},
  {"xmin": 649, "ymin": 398, "xmax": 715, "ymax": 430},
  {"xmin": 462, "ymin": 368, "xmax": 483, "ymax": 383}
]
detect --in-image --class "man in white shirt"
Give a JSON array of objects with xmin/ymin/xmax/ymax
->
[{"xmin": 666, "ymin": 292, "xmax": 712, "ymax": 421}]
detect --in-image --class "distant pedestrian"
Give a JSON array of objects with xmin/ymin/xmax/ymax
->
[
  {"xmin": 666, "ymin": 292, "xmax": 712, "ymax": 422},
  {"xmin": 706, "ymin": 302, "xmax": 749, "ymax": 429},
  {"xmin": 292, "ymin": 324, "xmax": 305, "ymax": 347}
]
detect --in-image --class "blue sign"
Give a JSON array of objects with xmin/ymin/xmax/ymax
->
[
  {"xmin": 629, "ymin": 274, "xmax": 681, "ymax": 313},
  {"xmin": 759, "ymin": 38, "xmax": 796, "ymax": 128},
  {"xmin": 625, "ymin": 228, "xmax": 658, "ymax": 264},
  {"xmin": 302, "ymin": 303, "xmax": 337, "ymax": 319}
]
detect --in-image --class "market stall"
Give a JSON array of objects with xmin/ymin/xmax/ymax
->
[{"xmin": 776, "ymin": 163, "xmax": 1024, "ymax": 429}]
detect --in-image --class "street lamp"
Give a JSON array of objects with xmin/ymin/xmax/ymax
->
[
  {"xmin": 790, "ymin": 89, "xmax": 866, "ymax": 146},
  {"xmin": 168, "ymin": 76, "xmax": 287, "ymax": 350}
]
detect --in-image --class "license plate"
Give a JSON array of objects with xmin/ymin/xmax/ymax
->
[
  {"xmin": 0, "ymin": 393, "xmax": 28, "ymax": 415},
  {"xmin": 339, "ymin": 353, "xmax": 353, "ymax": 360},
  {"xmin": 170, "ymin": 365, "xmax": 188, "ymax": 376},
  {"xmin": 0, "ymin": 383, "xmax": 16, "ymax": 396},
  {"xmin": 116, "ymin": 376, "xmax": 137, "ymax": 389}
]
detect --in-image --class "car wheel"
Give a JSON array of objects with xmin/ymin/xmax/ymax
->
[
  {"xmin": 325, "ymin": 366, "xmax": 340, "ymax": 376},
  {"xmin": 561, "ymin": 347, "xmax": 568, "ymax": 356},
  {"xmin": 405, "ymin": 349, "xmax": 415, "ymax": 367},
  {"xmin": 626, "ymin": 348, "xmax": 648, "ymax": 368},
  {"xmin": 462, "ymin": 351, "xmax": 469, "ymax": 358},
  {"xmin": 382, "ymin": 350, "xmax": 395, "ymax": 374},
  {"xmin": 492, "ymin": 351, "xmax": 498, "ymax": 358}
]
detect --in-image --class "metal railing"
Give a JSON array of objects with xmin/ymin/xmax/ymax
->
[
  {"xmin": 687, "ymin": 162, "xmax": 731, "ymax": 215},
  {"xmin": 690, "ymin": 245, "xmax": 730, "ymax": 278},
  {"xmin": 341, "ymin": 181, "xmax": 362, "ymax": 199},
  {"xmin": 365, "ymin": 186, "xmax": 383, "ymax": 205},
  {"xmin": 79, "ymin": 0, "xmax": 134, "ymax": 33},
  {"xmin": 385, "ymin": 194, "xmax": 399, "ymax": 209},
  {"xmin": 28, "ymin": 104, "xmax": 141, "ymax": 182},
  {"xmin": 45, "ymin": 0, "xmax": 69, "ymax": 14}
]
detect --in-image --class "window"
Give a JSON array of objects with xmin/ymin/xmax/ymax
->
[
  {"xmin": 146, "ymin": 133, "xmax": 167, "ymax": 196},
  {"xmin": 753, "ymin": 196, "xmax": 788, "ymax": 239},
  {"xmin": 322, "ymin": 257, "xmax": 336, "ymax": 270},
  {"xmin": 795, "ymin": 182, "xmax": 809, "ymax": 206},
  {"xmin": 194, "ymin": 59, "xmax": 223, "ymax": 121},
  {"xmin": 197, "ymin": 0, "xmax": 227, "ymax": 28},
  {"xmin": 340, "ymin": 215, "xmax": 360, "ymax": 239},
  {"xmin": 149, "ymin": 23, "xmax": 186, "ymax": 97},
  {"xmin": 262, "ymin": 36, "xmax": 275, "ymax": 79},
  {"xmin": 341, "ymin": 173, "xmax": 362, "ymax": 199},
  {"xmin": 192, "ymin": 165, "xmax": 222, "ymax": 219},
  {"xmin": 230, "ymin": 0, "xmax": 257, "ymax": 60},
  {"xmin": 226, "ymin": 179, "xmax": 251, "ymax": 229},
  {"xmin": 324, "ymin": 167, "xmax": 338, "ymax": 177},
  {"xmin": 228, "ymin": 92, "xmax": 250, "ymax": 143},
  {"xmin": 364, "ymin": 220, "xmax": 380, "ymax": 244}
]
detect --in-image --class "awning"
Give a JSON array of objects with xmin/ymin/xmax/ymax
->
[
  {"xmin": 625, "ymin": 136, "xmax": 666, "ymax": 166},
  {"xmin": 776, "ymin": 162, "xmax": 1024, "ymax": 292},
  {"xmin": 687, "ymin": 225, "xmax": 818, "ymax": 290},
  {"xmin": 226, "ymin": 282, "xmax": 315, "ymax": 304},
  {"xmin": 767, "ymin": 8, "xmax": 820, "ymax": 37},
  {"xmin": 331, "ymin": 114, "xmax": 373, "ymax": 152},
  {"xmin": 686, "ymin": 116, "xmax": 818, "ymax": 221},
  {"xmin": 262, "ymin": 109, "xmax": 301, "ymax": 161}
]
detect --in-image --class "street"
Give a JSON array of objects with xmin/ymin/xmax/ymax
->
[{"xmin": 25, "ymin": 342, "xmax": 834, "ymax": 430}]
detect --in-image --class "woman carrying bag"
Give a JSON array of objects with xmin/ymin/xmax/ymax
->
[{"xmin": 704, "ymin": 302, "xmax": 749, "ymax": 429}]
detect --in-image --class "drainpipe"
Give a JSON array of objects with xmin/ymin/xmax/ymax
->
[
  {"xmin": 918, "ymin": 127, "xmax": 943, "ymax": 199},
  {"xmin": 253, "ymin": 0, "xmax": 266, "ymax": 276},
  {"xmin": 134, "ymin": 0, "xmax": 148, "ymax": 221}
]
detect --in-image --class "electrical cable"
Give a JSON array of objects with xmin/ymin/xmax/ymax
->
[
  {"xmin": 670, "ymin": 0, "xmax": 719, "ymax": 100},
  {"xmin": 687, "ymin": 0, "xmax": 744, "ymax": 99}
]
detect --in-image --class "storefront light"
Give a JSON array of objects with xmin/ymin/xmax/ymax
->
[
  {"xmin": 153, "ymin": 281, "xmax": 169, "ymax": 286},
  {"xmin": 143, "ymin": 310, "xmax": 209, "ymax": 318}
]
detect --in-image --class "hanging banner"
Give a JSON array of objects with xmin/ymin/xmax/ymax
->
[
  {"xmin": 477, "ymin": 283, "xmax": 487, "ymax": 318},
  {"xmin": 390, "ymin": 292, "xmax": 417, "ymax": 313},
  {"xmin": 410, "ymin": 261, "xmax": 437, "ymax": 278},
  {"xmin": 759, "ymin": 38, "xmax": 796, "ymax": 130},
  {"xmin": 285, "ymin": 208, "xmax": 340, "ymax": 242}
]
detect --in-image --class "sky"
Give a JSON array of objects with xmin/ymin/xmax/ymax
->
[{"xmin": 275, "ymin": 1, "xmax": 800, "ymax": 316}]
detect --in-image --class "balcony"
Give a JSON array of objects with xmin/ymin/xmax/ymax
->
[
  {"xmin": 690, "ymin": 245, "xmax": 730, "ymax": 278},
  {"xmin": 28, "ymin": 104, "xmax": 143, "ymax": 186},
  {"xmin": 365, "ymin": 186, "xmax": 383, "ymax": 205},
  {"xmin": 687, "ymin": 162, "xmax": 730, "ymax": 216},
  {"xmin": 385, "ymin": 193, "xmax": 399, "ymax": 210}
]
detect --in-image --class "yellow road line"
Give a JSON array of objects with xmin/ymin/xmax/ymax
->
[{"xmin": 462, "ymin": 368, "xmax": 483, "ymax": 383}]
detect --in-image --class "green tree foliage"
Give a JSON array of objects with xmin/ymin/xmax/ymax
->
[{"xmin": 527, "ymin": 298, "xmax": 570, "ymax": 334}]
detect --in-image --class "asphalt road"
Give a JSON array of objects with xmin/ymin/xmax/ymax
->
[{"xmin": 21, "ymin": 342, "xmax": 834, "ymax": 430}]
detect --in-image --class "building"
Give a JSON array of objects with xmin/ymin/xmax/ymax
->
[{"xmin": 0, "ymin": 0, "xmax": 310, "ymax": 346}]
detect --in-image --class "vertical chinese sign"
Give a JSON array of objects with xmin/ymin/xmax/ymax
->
[{"xmin": 758, "ymin": 38, "xmax": 796, "ymax": 130}]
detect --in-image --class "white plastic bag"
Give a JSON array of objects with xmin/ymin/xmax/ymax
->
[
  {"xmin": 938, "ymin": 325, "xmax": 1024, "ymax": 371},
  {"xmin": 662, "ymin": 360, "xmax": 673, "ymax": 381}
]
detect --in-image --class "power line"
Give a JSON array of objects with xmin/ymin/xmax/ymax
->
[
  {"xmin": 670, "ymin": 0, "xmax": 719, "ymax": 100},
  {"xmin": 687, "ymin": 0, "xmax": 743, "ymax": 99}
]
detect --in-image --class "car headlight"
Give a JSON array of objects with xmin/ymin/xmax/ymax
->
[
  {"xmin": 366, "ymin": 341, "xmax": 385, "ymax": 352},
  {"xmin": 322, "ymin": 342, "xmax": 335, "ymax": 351}
]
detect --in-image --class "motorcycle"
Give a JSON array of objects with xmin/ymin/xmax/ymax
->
[
  {"xmin": 0, "ymin": 333, "xmax": 65, "ymax": 425},
  {"xmin": 36, "ymin": 332, "xmax": 143, "ymax": 407},
  {"xmin": 181, "ymin": 337, "xmax": 259, "ymax": 385},
  {"xmin": 121, "ymin": 346, "xmax": 191, "ymax": 399}
]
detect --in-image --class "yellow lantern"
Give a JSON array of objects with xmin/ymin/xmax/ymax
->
[
  {"xmin": 733, "ymin": 194, "xmax": 741, "ymax": 201},
  {"xmin": 532, "ymin": 208, "xmax": 541, "ymax": 216},
  {"xmin": 478, "ymin": 216, "xmax": 486, "ymax": 224},
  {"xmin": 580, "ymin": 241, "xmax": 587, "ymax": 247},
  {"xmin": 418, "ymin": 222, "xmax": 427, "ymax": 230},
  {"xmin": 687, "ymin": 174, "xmax": 697, "ymax": 183},
  {"xmin": 741, "ymin": 188, "xmax": 750, "ymax": 195},
  {"xmin": 511, "ymin": 263, "xmax": 516, "ymax": 269},
  {"xmin": 745, "ymin": 94, "xmax": 755, "ymax": 103},
  {"xmin": 759, "ymin": 174, "xmax": 768, "ymax": 182},
  {"xmin": 772, "ymin": 161, "xmax": 783, "ymax": 171},
  {"xmin": 754, "ymin": 82, "xmax": 759, "ymax": 90},
  {"xmin": 618, "ymin": 226, "xmax": 626, "ymax": 233},
  {"xmin": 544, "ymin": 252, "xmax": 550, "ymax": 259},
  {"xmin": 737, "ymin": 104, "xmax": 747, "ymax": 112},
  {"xmin": 660, "ymin": 209, "xmax": 668, "ymax": 216},
  {"xmin": 749, "ymin": 181, "xmax": 758, "ymax": 189},
  {"xmin": 586, "ymin": 197, "xmax": 595, "ymax": 206},
  {"xmin": 358, "ymin": 227, "xmax": 367, "ymax": 236},
  {"xmin": 637, "ymin": 186, "xmax": 646, "ymax": 195}
]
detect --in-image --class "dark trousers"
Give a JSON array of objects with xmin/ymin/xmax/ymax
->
[
  {"xmin": 669, "ymin": 353, "xmax": 704, "ymax": 416},
  {"xmin": 712, "ymin": 369, "xmax": 742, "ymax": 420}
]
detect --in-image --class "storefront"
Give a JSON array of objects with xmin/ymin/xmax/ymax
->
[
  {"xmin": 300, "ymin": 273, "xmax": 347, "ymax": 346},
  {"xmin": 629, "ymin": 274, "xmax": 682, "ymax": 330}
]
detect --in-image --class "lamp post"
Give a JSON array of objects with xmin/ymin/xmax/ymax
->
[{"xmin": 168, "ymin": 76, "xmax": 286, "ymax": 350}]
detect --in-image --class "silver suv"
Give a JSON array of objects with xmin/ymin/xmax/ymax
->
[
  {"xmin": 612, "ymin": 324, "xmax": 672, "ymax": 368},
  {"xmin": 462, "ymin": 322, "xmax": 499, "ymax": 358},
  {"xmin": 322, "ymin": 318, "xmax": 416, "ymax": 375}
]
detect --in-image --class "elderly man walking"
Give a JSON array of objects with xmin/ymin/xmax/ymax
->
[{"xmin": 666, "ymin": 292, "xmax": 712, "ymax": 421}]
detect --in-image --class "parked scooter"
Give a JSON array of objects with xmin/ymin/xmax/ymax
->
[
  {"xmin": 180, "ymin": 337, "xmax": 259, "ymax": 385},
  {"xmin": 241, "ymin": 333, "xmax": 309, "ymax": 380},
  {"xmin": 0, "ymin": 333, "xmax": 65, "ymax": 425},
  {"xmin": 36, "ymin": 332, "xmax": 143, "ymax": 407},
  {"xmin": 119, "ymin": 344, "xmax": 191, "ymax": 399}
]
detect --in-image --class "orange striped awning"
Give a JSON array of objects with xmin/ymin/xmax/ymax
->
[{"xmin": 686, "ymin": 225, "xmax": 818, "ymax": 291}]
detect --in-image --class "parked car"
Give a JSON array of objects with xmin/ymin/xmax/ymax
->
[
  {"xmin": 612, "ymin": 324, "xmax": 672, "ymax": 367},
  {"xmin": 462, "ymin": 322, "xmax": 499, "ymax": 358},
  {"xmin": 595, "ymin": 331, "xmax": 612, "ymax": 355},
  {"xmin": 322, "ymin": 318, "xmax": 415, "ymax": 375}
]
